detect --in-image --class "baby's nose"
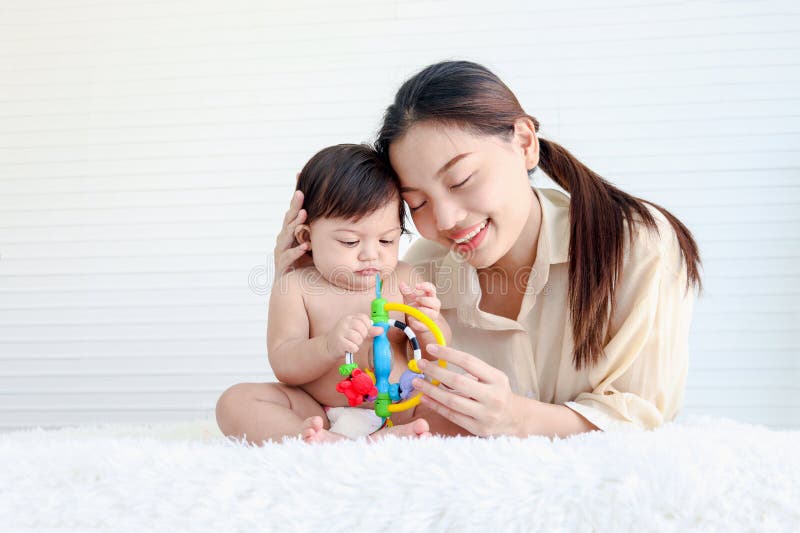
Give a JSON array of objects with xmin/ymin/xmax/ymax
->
[{"xmin": 358, "ymin": 242, "xmax": 378, "ymax": 260}]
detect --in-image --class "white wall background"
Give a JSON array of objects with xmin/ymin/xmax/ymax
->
[{"xmin": 0, "ymin": 0, "xmax": 798, "ymax": 431}]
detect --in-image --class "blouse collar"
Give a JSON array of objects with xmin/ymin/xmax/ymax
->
[{"xmin": 436, "ymin": 187, "xmax": 571, "ymax": 327}]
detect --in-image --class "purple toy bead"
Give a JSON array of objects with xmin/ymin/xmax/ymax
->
[{"xmin": 399, "ymin": 369, "xmax": 424, "ymax": 400}]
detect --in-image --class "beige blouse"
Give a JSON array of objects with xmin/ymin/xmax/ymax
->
[{"xmin": 403, "ymin": 188, "xmax": 695, "ymax": 431}]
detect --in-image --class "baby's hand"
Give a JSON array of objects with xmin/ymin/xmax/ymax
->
[
  {"xmin": 325, "ymin": 314, "xmax": 383, "ymax": 361},
  {"xmin": 400, "ymin": 281, "xmax": 441, "ymax": 323},
  {"xmin": 399, "ymin": 282, "xmax": 448, "ymax": 352}
]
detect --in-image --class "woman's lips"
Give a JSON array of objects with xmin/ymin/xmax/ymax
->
[
  {"xmin": 454, "ymin": 220, "xmax": 489, "ymax": 253},
  {"xmin": 449, "ymin": 219, "xmax": 488, "ymax": 241}
]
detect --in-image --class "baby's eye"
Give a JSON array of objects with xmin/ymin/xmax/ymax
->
[
  {"xmin": 339, "ymin": 240, "xmax": 358, "ymax": 247},
  {"xmin": 379, "ymin": 239, "xmax": 394, "ymax": 245}
]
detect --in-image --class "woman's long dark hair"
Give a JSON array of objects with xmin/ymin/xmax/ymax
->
[{"xmin": 376, "ymin": 60, "xmax": 702, "ymax": 370}]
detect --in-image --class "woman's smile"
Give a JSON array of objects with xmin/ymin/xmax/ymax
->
[{"xmin": 452, "ymin": 219, "xmax": 490, "ymax": 253}]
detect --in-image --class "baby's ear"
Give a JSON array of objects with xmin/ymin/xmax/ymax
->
[{"xmin": 294, "ymin": 224, "xmax": 312, "ymax": 248}]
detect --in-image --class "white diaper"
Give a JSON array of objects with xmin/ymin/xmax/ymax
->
[{"xmin": 325, "ymin": 406, "xmax": 384, "ymax": 439}]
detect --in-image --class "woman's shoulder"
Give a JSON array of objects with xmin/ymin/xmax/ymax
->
[{"xmin": 625, "ymin": 202, "xmax": 687, "ymax": 279}]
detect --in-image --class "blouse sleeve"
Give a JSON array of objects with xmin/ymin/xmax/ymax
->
[{"xmin": 564, "ymin": 213, "xmax": 696, "ymax": 431}]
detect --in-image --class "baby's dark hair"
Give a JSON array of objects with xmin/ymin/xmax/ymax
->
[{"xmin": 296, "ymin": 144, "xmax": 407, "ymax": 233}]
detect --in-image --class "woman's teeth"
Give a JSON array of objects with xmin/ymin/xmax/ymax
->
[{"xmin": 454, "ymin": 221, "xmax": 487, "ymax": 244}]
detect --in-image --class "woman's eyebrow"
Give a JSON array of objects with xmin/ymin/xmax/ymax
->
[
  {"xmin": 437, "ymin": 152, "xmax": 473, "ymax": 177},
  {"xmin": 400, "ymin": 151, "xmax": 473, "ymax": 193}
]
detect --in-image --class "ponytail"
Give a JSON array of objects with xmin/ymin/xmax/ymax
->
[{"xmin": 536, "ymin": 134, "xmax": 702, "ymax": 368}]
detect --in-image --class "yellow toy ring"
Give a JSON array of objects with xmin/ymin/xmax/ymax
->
[{"xmin": 383, "ymin": 302, "xmax": 446, "ymax": 413}]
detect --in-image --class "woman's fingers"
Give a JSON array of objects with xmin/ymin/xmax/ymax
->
[
  {"xmin": 276, "ymin": 202, "xmax": 305, "ymax": 251},
  {"xmin": 274, "ymin": 190, "xmax": 308, "ymax": 273},
  {"xmin": 275, "ymin": 208, "xmax": 307, "ymax": 252},
  {"xmin": 282, "ymin": 190, "xmax": 304, "ymax": 224},
  {"xmin": 416, "ymin": 358, "xmax": 484, "ymax": 400},
  {"xmin": 425, "ymin": 344, "xmax": 502, "ymax": 385},
  {"xmin": 274, "ymin": 243, "xmax": 309, "ymax": 274},
  {"xmin": 412, "ymin": 375, "xmax": 481, "ymax": 419},
  {"xmin": 413, "ymin": 345, "xmax": 521, "ymax": 438},
  {"xmin": 417, "ymin": 394, "xmax": 479, "ymax": 436}
]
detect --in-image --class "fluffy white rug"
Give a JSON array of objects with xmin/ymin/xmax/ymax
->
[{"xmin": 1, "ymin": 416, "xmax": 797, "ymax": 531}]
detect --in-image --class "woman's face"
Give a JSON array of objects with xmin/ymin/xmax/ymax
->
[{"xmin": 389, "ymin": 120, "xmax": 539, "ymax": 269}]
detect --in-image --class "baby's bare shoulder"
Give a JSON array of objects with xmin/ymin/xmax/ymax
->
[{"xmin": 280, "ymin": 266, "xmax": 326, "ymax": 291}]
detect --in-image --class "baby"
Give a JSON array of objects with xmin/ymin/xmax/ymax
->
[{"xmin": 267, "ymin": 144, "xmax": 451, "ymax": 442}]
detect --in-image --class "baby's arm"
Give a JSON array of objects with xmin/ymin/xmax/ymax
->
[{"xmin": 267, "ymin": 271, "xmax": 337, "ymax": 386}]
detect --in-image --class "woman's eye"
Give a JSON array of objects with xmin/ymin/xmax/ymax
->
[
  {"xmin": 340, "ymin": 241, "xmax": 358, "ymax": 247},
  {"xmin": 450, "ymin": 175, "xmax": 472, "ymax": 190},
  {"xmin": 408, "ymin": 201, "xmax": 426, "ymax": 212}
]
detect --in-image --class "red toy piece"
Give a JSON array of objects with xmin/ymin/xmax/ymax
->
[{"xmin": 336, "ymin": 368, "xmax": 378, "ymax": 407}]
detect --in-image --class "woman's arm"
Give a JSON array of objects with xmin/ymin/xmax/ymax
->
[{"xmin": 514, "ymin": 398, "xmax": 598, "ymax": 438}]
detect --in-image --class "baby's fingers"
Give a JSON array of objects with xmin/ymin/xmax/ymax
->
[
  {"xmin": 354, "ymin": 313, "xmax": 374, "ymax": 331},
  {"xmin": 399, "ymin": 281, "xmax": 418, "ymax": 305},
  {"xmin": 415, "ymin": 281, "xmax": 438, "ymax": 297},
  {"xmin": 414, "ymin": 295, "xmax": 441, "ymax": 313}
]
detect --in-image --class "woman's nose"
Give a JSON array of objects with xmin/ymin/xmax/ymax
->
[{"xmin": 433, "ymin": 198, "xmax": 466, "ymax": 232}]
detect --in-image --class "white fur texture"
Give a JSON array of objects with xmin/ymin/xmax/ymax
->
[{"xmin": 1, "ymin": 416, "xmax": 797, "ymax": 531}]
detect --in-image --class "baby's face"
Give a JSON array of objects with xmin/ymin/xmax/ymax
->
[{"xmin": 307, "ymin": 198, "xmax": 402, "ymax": 291}]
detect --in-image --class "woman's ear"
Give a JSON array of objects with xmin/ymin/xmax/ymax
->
[
  {"xmin": 294, "ymin": 224, "xmax": 311, "ymax": 249},
  {"xmin": 513, "ymin": 117, "xmax": 539, "ymax": 171}
]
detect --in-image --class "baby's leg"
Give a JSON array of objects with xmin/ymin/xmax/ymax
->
[{"xmin": 215, "ymin": 382, "xmax": 330, "ymax": 444}]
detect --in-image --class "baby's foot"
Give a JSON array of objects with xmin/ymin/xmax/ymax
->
[
  {"xmin": 301, "ymin": 416, "xmax": 349, "ymax": 444},
  {"xmin": 369, "ymin": 418, "xmax": 431, "ymax": 441}
]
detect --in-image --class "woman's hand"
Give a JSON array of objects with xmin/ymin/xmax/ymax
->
[
  {"xmin": 273, "ymin": 190, "xmax": 314, "ymax": 275},
  {"xmin": 412, "ymin": 344, "xmax": 527, "ymax": 437}
]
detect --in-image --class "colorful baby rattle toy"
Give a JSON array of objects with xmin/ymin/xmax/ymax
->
[{"xmin": 336, "ymin": 274, "xmax": 447, "ymax": 427}]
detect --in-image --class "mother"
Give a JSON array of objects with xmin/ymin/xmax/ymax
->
[{"xmin": 276, "ymin": 60, "xmax": 701, "ymax": 437}]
